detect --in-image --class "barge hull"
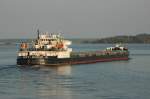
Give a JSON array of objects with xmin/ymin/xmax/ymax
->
[{"xmin": 17, "ymin": 55, "xmax": 129, "ymax": 66}]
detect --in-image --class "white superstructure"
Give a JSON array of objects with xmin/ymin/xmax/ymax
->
[
  {"xmin": 105, "ymin": 44, "xmax": 128, "ymax": 51},
  {"xmin": 18, "ymin": 30, "xmax": 72, "ymax": 58}
]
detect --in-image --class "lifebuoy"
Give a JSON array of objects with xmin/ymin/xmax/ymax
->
[
  {"xmin": 20, "ymin": 43, "xmax": 28, "ymax": 49},
  {"xmin": 56, "ymin": 43, "xmax": 64, "ymax": 49}
]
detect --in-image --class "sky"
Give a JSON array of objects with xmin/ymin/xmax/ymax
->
[{"xmin": 0, "ymin": 0, "xmax": 150, "ymax": 39}]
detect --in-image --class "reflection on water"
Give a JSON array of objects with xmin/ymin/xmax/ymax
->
[
  {"xmin": 18, "ymin": 65, "xmax": 73, "ymax": 99},
  {"xmin": 56, "ymin": 65, "xmax": 72, "ymax": 76}
]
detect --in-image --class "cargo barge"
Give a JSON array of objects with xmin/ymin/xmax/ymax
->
[{"xmin": 17, "ymin": 30, "xmax": 129, "ymax": 66}]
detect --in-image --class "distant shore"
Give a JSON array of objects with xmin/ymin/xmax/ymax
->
[
  {"xmin": 82, "ymin": 33, "xmax": 150, "ymax": 44},
  {"xmin": 0, "ymin": 33, "xmax": 150, "ymax": 45}
]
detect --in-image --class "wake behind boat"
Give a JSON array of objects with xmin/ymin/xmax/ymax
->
[{"xmin": 17, "ymin": 30, "xmax": 129, "ymax": 66}]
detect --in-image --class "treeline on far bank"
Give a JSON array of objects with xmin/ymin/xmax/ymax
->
[
  {"xmin": 1, "ymin": 33, "xmax": 150, "ymax": 45},
  {"xmin": 82, "ymin": 33, "xmax": 150, "ymax": 44}
]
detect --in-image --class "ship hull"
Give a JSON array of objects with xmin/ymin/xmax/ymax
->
[{"xmin": 17, "ymin": 54, "xmax": 129, "ymax": 66}]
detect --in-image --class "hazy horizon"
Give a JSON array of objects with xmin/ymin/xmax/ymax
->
[
  {"xmin": 0, "ymin": 32, "xmax": 149, "ymax": 39},
  {"xmin": 0, "ymin": 0, "xmax": 150, "ymax": 39}
]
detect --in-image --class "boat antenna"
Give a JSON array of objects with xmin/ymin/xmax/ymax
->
[{"xmin": 37, "ymin": 29, "xmax": 40, "ymax": 39}]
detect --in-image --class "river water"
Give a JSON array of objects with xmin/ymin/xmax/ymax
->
[{"xmin": 0, "ymin": 44, "xmax": 150, "ymax": 99}]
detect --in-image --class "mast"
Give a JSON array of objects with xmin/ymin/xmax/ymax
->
[{"xmin": 37, "ymin": 29, "xmax": 40, "ymax": 39}]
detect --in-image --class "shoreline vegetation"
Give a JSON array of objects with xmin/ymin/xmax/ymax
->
[
  {"xmin": 0, "ymin": 33, "xmax": 150, "ymax": 45},
  {"xmin": 82, "ymin": 33, "xmax": 150, "ymax": 44}
]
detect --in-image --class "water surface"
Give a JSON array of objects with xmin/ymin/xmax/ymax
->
[{"xmin": 0, "ymin": 44, "xmax": 150, "ymax": 99}]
